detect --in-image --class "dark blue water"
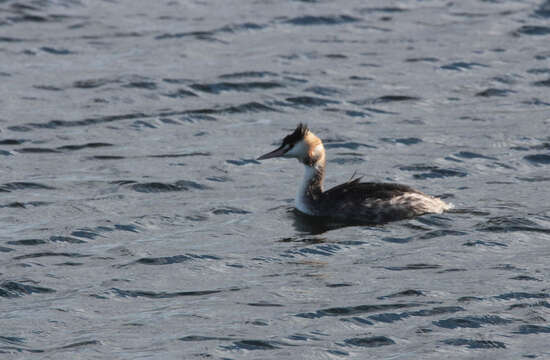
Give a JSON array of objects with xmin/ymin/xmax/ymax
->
[{"xmin": 1, "ymin": 0, "xmax": 550, "ymax": 358}]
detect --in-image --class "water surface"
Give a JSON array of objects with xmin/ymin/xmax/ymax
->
[{"xmin": 1, "ymin": 0, "xmax": 550, "ymax": 358}]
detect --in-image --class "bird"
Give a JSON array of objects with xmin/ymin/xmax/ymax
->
[{"xmin": 257, "ymin": 123, "xmax": 452, "ymax": 224}]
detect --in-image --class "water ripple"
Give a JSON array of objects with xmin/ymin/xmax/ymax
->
[
  {"xmin": 514, "ymin": 25, "xmax": 550, "ymax": 36},
  {"xmin": 130, "ymin": 180, "xmax": 211, "ymax": 193},
  {"xmin": 443, "ymin": 338, "xmax": 506, "ymax": 349},
  {"xmin": 515, "ymin": 324, "xmax": 550, "ymax": 334},
  {"xmin": 399, "ymin": 164, "xmax": 468, "ymax": 179},
  {"xmin": 343, "ymin": 336, "xmax": 395, "ymax": 347},
  {"xmin": 440, "ymin": 62, "xmax": 488, "ymax": 71},
  {"xmin": 132, "ymin": 253, "xmax": 221, "ymax": 266},
  {"xmin": 110, "ymin": 287, "xmax": 232, "ymax": 299},
  {"xmin": 433, "ymin": 315, "xmax": 514, "ymax": 329},
  {"xmin": 295, "ymin": 302, "xmax": 422, "ymax": 319},
  {"xmin": 0, "ymin": 281, "xmax": 55, "ymax": 298},
  {"xmin": 524, "ymin": 153, "xmax": 550, "ymax": 165},
  {"xmin": 190, "ymin": 81, "xmax": 284, "ymax": 94},
  {"xmin": 13, "ymin": 252, "xmax": 89, "ymax": 260},
  {"xmin": 283, "ymin": 15, "xmax": 361, "ymax": 26}
]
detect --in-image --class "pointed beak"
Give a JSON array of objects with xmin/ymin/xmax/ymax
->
[{"xmin": 257, "ymin": 145, "xmax": 286, "ymax": 160}]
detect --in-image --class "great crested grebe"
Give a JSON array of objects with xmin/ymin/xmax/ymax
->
[{"xmin": 257, "ymin": 124, "xmax": 452, "ymax": 223}]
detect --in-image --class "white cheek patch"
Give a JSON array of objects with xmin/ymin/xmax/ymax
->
[{"xmin": 285, "ymin": 140, "xmax": 307, "ymax": 158}]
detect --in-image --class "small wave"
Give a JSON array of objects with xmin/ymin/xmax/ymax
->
[
  {"xmin": 55, "ymin": 261, "xmax": 83, "ymax": 266},
  {"xmin": 477, "ymin": 216, "xmax": 550, "ymax": 234},
  {"xmin": 285, "ymin": 96, "xmax": 339, "ymax": 107},
  {"xmin": 0, "ymin": 182, "xmax": 55, "ymax": 191},
  {"xmin": 225, "ymin": 339, "xmax": 281, "ymax": 350},
  {"xmin": 131, "ymin": 180, "xmax": 210, "ymax": 193},
  {"xmin": 210, "ymin": 206, "xmax": 251, "ymax": 215},
  {"xmin": 343, "ymin": 336, "xmax": 395, "ymax": 347},
  {"xmin": 7, "ymin": 125, "xmax": 32, "ymax": 132},
  {"xmin": 223, "ymin": 101, "xmax": 278, "ymax": 113},
  {"xmin": 71, "ymin": 229, "xmax": 102, "ymax": 239},
  {"xmin": 515, "ymin": 324, "xmax": 550, "ymax": 334},
  {"xmin": 7, "ymin": 239, "xmax": 46, "ymax": 246},
  {"xmin": 440, "ymin": 62, "xmax": 488, "ymax": 71},
  {"xmin": 219, "ymin": 71, "xmax": 278, "ymax": 79},
  {"xmin": 90, "ymin": 155, "xmax": 125, "ymax": 160},
  {"xmin": 226, "ymin": 158, "xmax": 260, "ymax": 166},
  {"xmin": 247, "ymin": 302, "xmax": 284, "ymax": 307},
  {"xmin": 179, "ymin": 335, "xmax": 233, "ymax": 342},
  {"xmin": 121, "ymin": 81, "xmax": 157, "ymax": 90},
  {"xmin": 73, "ymin": 78, "xmax": 119, "ymax": 89},
  {"xmin": 155, "ymin": 30, "xmax": 216, "ymax": 40},
  {"xmin": 14, "ymin": 252, "xmax": 89, "ymax": 260},
  {"xmin": 110, "ymin": 287, "xmax": 224, "ymax": 299},
  {"xmin": 0, "ymin": 281, "xmax": 55, "ymax": 298},
  {"xmin": 304, "ymin": 86, "xmax": 345, "ymax": 96},
  {"xmin": 282, "ymin": 243, "xmax": 341, "ymax": 258},
  {"xmin": 359, "ymin": 7, "xmax": 408, "ymax": 14},
  {"xmin": 381, "ymin": 137, "xmax": 422, "ymax": 145},
  {"xmin": 454, "ymin": 151, "xmax": 497, "ymax": 160},
  {"xmin": 475, "ymin": 88, "xmax": 515, "ymax": 97},
  {"xmin": 324, "ymin": 141, "xmax": 374, "ymax": 150},
  {"xmin": 494, "ymin": 292, "xmax": 549, "ymax": 301},
  {"xmin": 400, "ymin": 164, "xmax": 467, "ymax": 179},
  {"xmin": 295, "ymin": 302, "xmax": 421, "ymax": 319},
  {"xmin": 147, "ymin": 151, "xmax": 212, "ymax": 158},
  {"xmin": 385, "ymin": 264, "xmax": 441, "ymax": 271},
  {"xmin": 405, "ymin": 57, "xmax": 439, "ymax": 63},
  {"xmin": 40, "ymin": 47, "xmax": 74, "ymax": 55},
  {"xmin": 329, "ymin": 157, "xmax": 365, "ymax": 165},
  {"xmin": 0, "ymin": 36, "xmax": 25, "ymax": 42},
  {"xmin": 378, "ymin": 289, "xmax": 424, "ymax": 299},
  {"xmin": 0, "ymin": 246, "xmax": 15, "ymax": 253},
  {"xmin": 463, "ymin": 240, "xmax": 507, "ymax": 247},
  {"xmin": 521, "ymin": 98, "xmax": 550, "ymax": 106},
  {"xmin": 0, "ymin": 139, "xmax": 26, "ymax": 145},
  {"xmin": 190, "ymin": 81, "xmax": 283, "ymax": 94},
  {"xmin": 18, "ymin": 147, "xmax": 60, "ymax": 153},
  {"xmin": 510, "ymin": 275, "xmax": 541, "ymax": 281},
  {"xmin": 383, "ymin": 230, "xmax": 467, "ymax": 244},
  {"xmin": 0, "ymin": 336, "xmax": 25, "ymax": 345},
  {"xmin": 59, "ymin": 340, "xmax": 100, "ymax": 349},
  {"xmin": 534, "ymin": 1, "xmax": 550, "ymax": 18},
  {"xmin": 433, "ymin": 315, "xmax": 513, "ymax": 329},
  {"xmin": 373, "ymin": 95, "xmax": 420, "ymax": 104},
  {"xmin": 33, "ymin": 85, "xmax": 63, "ymax": 91},
  {"xmin": 155, "ymin": 22, "xmax": 264, "ymax": 40},
  {"xmin": 524, "ymin": 153, "xmax": 550, "ymax": 165},
  {"xmin": 283, "ymin": 15, "xmax": 361, "ymax": 26},
  {"xmin": 206, "ymin": 176, "xmax": 230, "ymax": 182},
  {"xmin": 0, "ymin": 201, "xmax": 49, "ymax": 208},
  {"xmin": 514, "ymin": 25, "xmax": 550, "ymax": 36},
  {"xmin": 57, "ymin": 142, "xmax": 113, "ymax": 151},
  {"xmin": 368, "ymin": 306, "xmax": 464, "ymax": 324},
  {"xmin": 161, "ymin": 89, "xmax": 198, "ymax": 98},
  {"xmin": 442, "ymin": 338, "xmax": 506, "ymax": 349},
  {"xmin": 132, "ymin": 253, "xmax": 221, "ymax": 266}
]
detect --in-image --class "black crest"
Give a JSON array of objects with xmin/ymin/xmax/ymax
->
[{"xmin": 282, "ymin": 123, "xmax": 309, "ymax": 146}]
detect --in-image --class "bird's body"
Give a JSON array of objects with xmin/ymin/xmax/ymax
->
[{"xmin": 258, "ymin": 124, "xmax": 451, "ymax": 224}]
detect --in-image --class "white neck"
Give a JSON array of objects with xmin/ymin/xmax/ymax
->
[{"xmin": 295, "ymin": 162, "xmax": 324, "ymax": 215}]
